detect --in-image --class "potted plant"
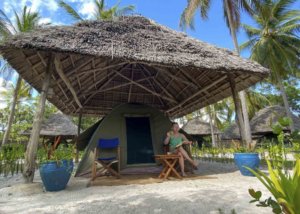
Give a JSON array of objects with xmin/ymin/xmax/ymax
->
[
  {"xmin": 38, "ymin": 144, "xmax": 74, "ymax": 191},
  {"xmin": 233, "ymin": 143, "xmax": 260, "ymax": 177}
]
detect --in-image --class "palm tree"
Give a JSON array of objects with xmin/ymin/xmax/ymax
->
[
  {"xmin": 0, "ymin": 6, "xmax": 41, "ymax": 145},
  {"xmin": 58, "ymin": 0, "xmax": 135, "ymax": 21},
  {"xmin": 240, "ymin": 0, "xmax": 300, "ymax": 132},
  {"xmin": 180, "ymin": 0, "xmax": 255, "ymax": 146}
]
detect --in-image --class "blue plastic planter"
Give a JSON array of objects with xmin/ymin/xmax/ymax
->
[
  {"xmin": 234, "ymin": 153, "xmax": 260, "ymax": 176},
  {"xmin": 39, "ymin": 160, "xmax": 73, "ymax": 191}
]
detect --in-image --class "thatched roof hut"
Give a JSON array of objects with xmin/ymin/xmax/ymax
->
[
  {"xmin": 0, "ymin": 16, "xmax": 268, "ymax": 117},
  {"xmin": 222, "ymin": 105, "xmax": 300, "ymax": 140},
  {"xmin": 182, "ymin": 118, "xmax": 221, "ymax": 136},
  {"xmin": 23, "ymin": 112, "xmax": 78, "ymax": 138},
  {"xmin": 250, "ymin": 105, "xmax": 300, "ymax": 134}
]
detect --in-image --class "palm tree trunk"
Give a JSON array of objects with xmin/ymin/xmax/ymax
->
[
  {"xmin": 224, "ymin": 0, "xmax": 252, "ymax": 147},
  {"xmin": 23, "ymin": 54, "xmax": 53, "ymax": 183},
  {"xmin": 207, "ymin": 105, "xmax": 216, "ymax": 147},
  {"xmin": 1, "ymin": 76, "xmax": 22, "ymax": 146},
  {"xmin": 239, "ymin": 90, "xmax": 252, "ymax": 145},
  {"xmin": 277, "ymin": 79, "xmax": 295, "ymax": 132}
]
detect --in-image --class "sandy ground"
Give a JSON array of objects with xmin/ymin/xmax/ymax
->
[{"xmin": 0, "ymin": 161, "xmax": 273, "ymax": 214}]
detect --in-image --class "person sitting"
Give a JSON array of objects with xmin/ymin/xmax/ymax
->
[{"xmin": 164, "ymin": 122, "xmax": 198, "ymax": 177}]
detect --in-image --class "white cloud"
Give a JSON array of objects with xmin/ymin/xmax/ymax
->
[
  {"xmin": 0, "ymin": 78, "xmax": 10, "ymax": 109},
  {"xmin": 44, "ymin": 0, "xmax": 59, "ymax": 12},
  {"xmin": 78, "ymin": 0, "xmax": 95, "ymax": 19},
  {"xmin": 2, "ymin": 0, "xmax": 58, "ymax": 14},
  {"xmin": 38, "ymin": 17, "xmax": 52, "ymax": 25}
]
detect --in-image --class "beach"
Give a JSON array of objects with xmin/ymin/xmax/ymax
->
[{"xmin": 0, "ymin": 161, "xmax": 272, "ymax": 214}]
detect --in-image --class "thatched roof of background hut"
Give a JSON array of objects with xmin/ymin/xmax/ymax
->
[
  {"xmin": 182, "ymin": 118, "xmax": 221, "ymax": 136},
  {"xmin": 23, "ymin": 112, "xmax": 78, "ymax": 137},
  {"xmin": 222, "ymin": 105, "xmax": 300, "ymax": 139},
  {"xmin": 250, "ymin": 105, "xmax": 300, "ymax": 134},
  {"xmin": 0, "ymin": 16, "xmax": 268, "ymax": 117}
]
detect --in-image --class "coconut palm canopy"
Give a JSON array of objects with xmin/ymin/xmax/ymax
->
[
  {"xmin": 23, "ymin": 112, "xmax": 78, "ymax": 137},
  {"xmin": 222, "ymin": 105, "xmax": 300, "ymax": 139},
  {"xmin": 182, "ymin": 118, "xmax": 221, "ymax": 136},
  {"xmin": 0, "ymin": 16, "xmax": 268, "ymax": 117}
]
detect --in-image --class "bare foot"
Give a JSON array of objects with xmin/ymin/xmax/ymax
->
[
  {"xmin": 193, "ymin": 161, "xmax": 198, "ymax": 170},
  {"xmin": 181, "ymin": 172, "xmax": 187, "ymax": 177}
]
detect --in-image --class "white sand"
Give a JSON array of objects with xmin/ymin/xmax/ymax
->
[{"xmin": 0, "ymin": 161, "xmax": 273, "ymax": 214}]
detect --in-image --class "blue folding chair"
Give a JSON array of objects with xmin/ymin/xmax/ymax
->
[{"xmin": 91, "ymin": 138, "xmax": 121, "ymax": 180}]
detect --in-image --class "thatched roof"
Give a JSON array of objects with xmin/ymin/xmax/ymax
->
[
  {"xmin": 23, "ymin": 112, "xmax": 78, "ymax": 137},
  {"xmin": 222, "ymin": 105, "xmax": 300, "ymax": 139},
  {"xmin": 0, "ymin": 16, "xmax": 268, "ymax": 117},
  {"xmin": 251, "ymin": 105, "xmax": 300, "ymax": 134},
  {"xmin": 182, "ymin": 118, "xmax": 221, "ymax": 136}
]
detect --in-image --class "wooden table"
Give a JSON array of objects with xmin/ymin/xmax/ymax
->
[{"xmin": 155, "ymin": 154, "xmax": 182, "ymax": 180}]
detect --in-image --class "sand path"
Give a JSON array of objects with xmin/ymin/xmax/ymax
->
[{"xmin": 0, "ymin": 161, "xmax": 272, "ymax": 214}]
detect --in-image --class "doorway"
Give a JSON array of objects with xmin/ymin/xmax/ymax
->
[{"xmin": 126, "ymin": 117, "xmax": 155, "ymax": 164}]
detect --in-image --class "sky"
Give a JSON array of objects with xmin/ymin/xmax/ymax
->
[
  {"xmin": 0, "ymin": 0, "xmax": 299, "ymax": 110},
  {"xmin": 1, "ymin": 0, "xmax": 299, "ymax": 57}
]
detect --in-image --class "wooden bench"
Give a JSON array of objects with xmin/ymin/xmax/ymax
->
[{"xmin": 154, "ymin": 154, "xmax": 182, "ymax": 180}]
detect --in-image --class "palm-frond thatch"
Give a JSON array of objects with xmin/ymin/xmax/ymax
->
[
  {"xmin": 0, "ymin": 16, "xmax": 269, "ymax": 116},
  {"xmin": 222, "ymin": 105, "xmax": 300, "ymax": 139},
  {"xmin": 182, "ymin": 118, "xmax": 221, "ymax": 136},
  {"xmin": 23, "ymin": 112, "xmax": 78, "ymax": 137}
]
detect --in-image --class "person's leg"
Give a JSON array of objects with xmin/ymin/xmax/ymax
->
[
  {"xmin": 178, "ymin": 146, "xmax": 198, "ymax": 168},
  {"xmin": 177, "ymin": 151, "xmax": 186, "ymax": 176}
]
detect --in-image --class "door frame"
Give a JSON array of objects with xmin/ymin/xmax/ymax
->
[{"xmin": 124, "ymin": 114, "xmax": 155, "ymax": 166}]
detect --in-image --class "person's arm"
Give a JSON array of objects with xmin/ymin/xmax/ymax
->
[
  {"xmin": 182, "ymin": 134, "xmax": 192, "ymax": 144},
  {"xmin": 164, "ymin": 132, "xmax": 171, "ymax": 145}
]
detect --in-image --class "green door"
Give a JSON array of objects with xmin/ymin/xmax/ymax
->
[{"xmin": 126, "ymin": 117, "xmax": 155, "ymax": 164}]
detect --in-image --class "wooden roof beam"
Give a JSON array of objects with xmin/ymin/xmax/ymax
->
[
  {"xmin": 82, "ymin": 75, "xmax": 155, "ymax": 95},
  {"xmin": 155, "ymin": 67, "xmax": 198, "ymax": 88},
  {"xmin": 137, "ymin": 65, "xmax": 167, "ymax": 107},
  {"xmin": 128, "ymin": 65, "xmax": 133, "ymax": 103},
  {"xmin": 140, "ymin": 64, "xmax": 179, "ymax": 103},
  {"xmin": 114, "ymin": 70, "xmax": 177, "ymax": 104},
  {"xmin": 167, "ymin": 76, "xmax": 227, "ymax": 114},
  {"xmin": 54, "ymin": 55, "xmax": 83, "ymax": 109}
]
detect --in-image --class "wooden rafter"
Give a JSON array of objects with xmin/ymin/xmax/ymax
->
[
  {"xmin": 114, "ymin": 70, "xmax": 177, "ymax": 103},
  {"xmin": 80, "ymin": 72, "xmax": 119, "ymax": 109},
  {"xmin": 78, "ymin": 71, "xmax": 118, "ymax": 98},
  {"xmin": 139, "ymin": 65, "xmax": 165, "ymax": 107},
  {"xmin": 128, "ymin": 65, "xmax": 133, "ymax": 103},
  {"xmin": 155, "ymin": 67, "xmax": 198, "ymax": 88},
  {"xmin": 83, "ymin": 76, "xmax": 154, "ymax": 95},
  {"xmin": 167, "ymin": 76, "xmax": 227, "ymax": 113},
  {"xmin": 140, "ymin": 64, "xmax": 179, "ymax": 103},
  {"xmin": 54, "ymin": 56, "xmax": 83, "ymax": 108},
  {"xmin": 76, "ymin": 62, "xmax": 127, "ymax": 75}
]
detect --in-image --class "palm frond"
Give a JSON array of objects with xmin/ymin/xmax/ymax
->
[
  {"xmin": 242, "ymin": 24, "xmax": 260, "ymax": 37},
  {"xmin": 0, "ymin": 9, "xmax": 16, "ymax": 36},
  {"xmin": 116, "ymin": 5, "xmax": 135, "ymax": 17},
  {"xmin": 58, "ymin": 0, "xmax": 83, "ymax": 21},
  {"xmin": 180, "ymin": 0, "xmax": 210, "ymax": 30},
  {"xmin": 223, "ymin": 0, "xmax": 241, "ymax": 33},
  {"xmin": 272, "ymin": 0, "xmax": 297, "ymax": 18},
  {"xmin": 239, "ymin": 38, "xmax": 259, "ymax": 51}
]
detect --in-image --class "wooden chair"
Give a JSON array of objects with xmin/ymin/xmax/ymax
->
[
  {"xmin": 91, "ymin": 138, "xmax": 121, "ymax": 181},
  {"xmin": 163, "ymin": 143, "xmax": 194, "ymax": 174}
]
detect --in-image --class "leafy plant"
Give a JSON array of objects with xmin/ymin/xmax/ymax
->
[
  {"xmin": 37, "ymin": 143, "xmax": 74, "ymax": 165},
  {"xmin": 0, "ymin": 143, "xmax": 25, "ymax": 176},
  {"xmin": 248, "ymin": 189, "xmax": 282, "ymax": 214},
  {"xmin": 247, "ymin": 159, "xmax": 300, "ymax": 214}
]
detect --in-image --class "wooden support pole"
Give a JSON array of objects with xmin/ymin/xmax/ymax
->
[
  {"xmin": 54, "ymin": 55, "xmax": 83, "ymax": 109},
  {"xmin": 23, "ymin": 53, "xmax": 54, "ymax": 183},
  {"xmin": 75, "ymin": 111, "xmax": 82, "ymax": 163},
  {"xmin": 227, "ymin": 74, "xmax": 246, "ymax": 146}
]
